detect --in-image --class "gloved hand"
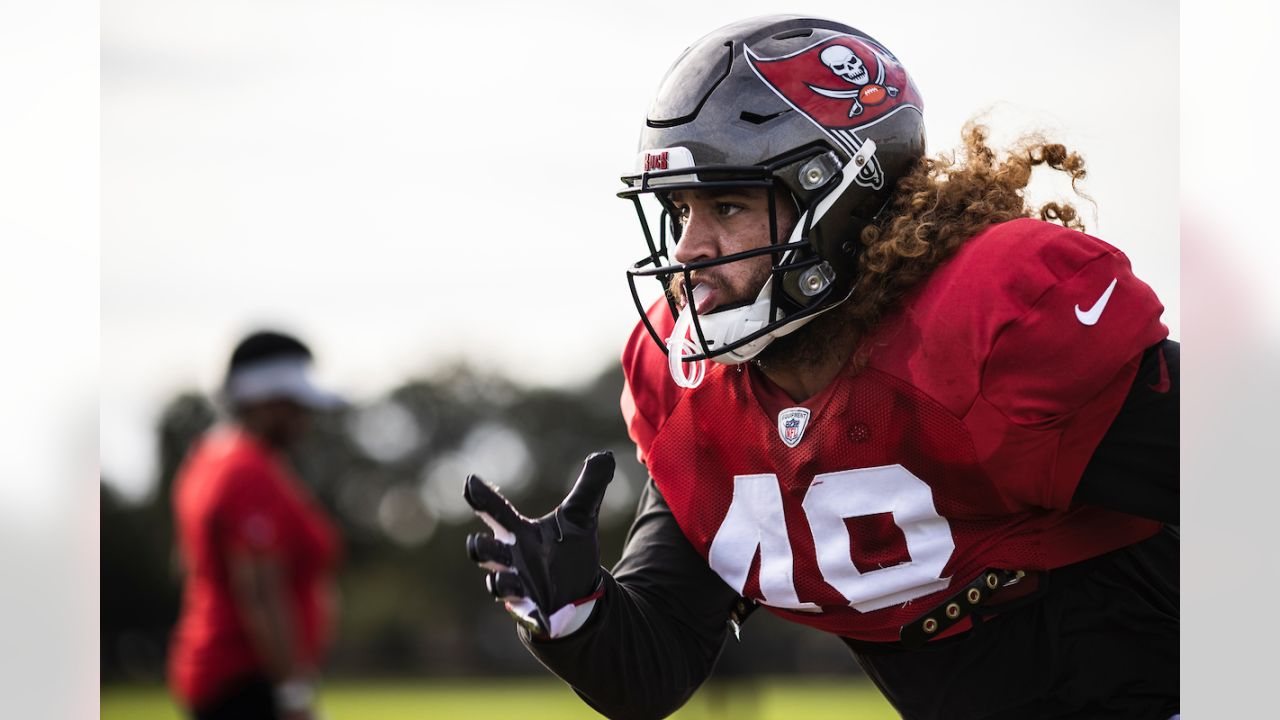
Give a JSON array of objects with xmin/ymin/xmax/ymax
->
[{"xmin": 464, "ymin": 451, "xmax": 614, "ymax": 638}]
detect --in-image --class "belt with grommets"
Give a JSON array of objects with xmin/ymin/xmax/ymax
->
[{"xmin": 897, "ymin": 569, "xmax": 1032, "ymax": 649}]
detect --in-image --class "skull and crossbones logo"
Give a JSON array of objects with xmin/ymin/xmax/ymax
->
[{"xmin": 807, "ymin": 44, "xmax": 900, "ymax": 118}]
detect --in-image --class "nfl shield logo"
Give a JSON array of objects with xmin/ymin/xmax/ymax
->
[{"xmin": 777, "ymin": 407, "xmax": 812, "ymax": 448}]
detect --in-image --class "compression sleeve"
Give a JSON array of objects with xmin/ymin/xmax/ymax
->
[
  {"xmin": 518, "ymin": 479, "xmax": 740, "ymax": 720},
  {"xmin": 1072, "ymin": 340, "xmax": 1180, "ymax": 524}
]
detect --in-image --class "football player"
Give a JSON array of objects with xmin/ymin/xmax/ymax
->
[{"xmin": 464, "ymin": 15, "xmax": 1178, "ymax": 720}]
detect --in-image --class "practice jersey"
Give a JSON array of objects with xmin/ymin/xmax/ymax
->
[
  {"xmin": 168, "ymin": 427, "xmax": 341, "ymax": 706},
  {"xmin": 621, "ymin": 218, "xmax": 1168, "ymax": 642}
]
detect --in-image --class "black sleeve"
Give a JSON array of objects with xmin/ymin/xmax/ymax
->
[
  {"xmin": 518, "ymin": 478, "xmax": 741, "ymax": 720},
  {"xmin": 1073, "ymin": 339, "xmax": 1179, "ymax": 524}
]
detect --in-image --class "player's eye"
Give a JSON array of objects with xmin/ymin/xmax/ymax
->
[
  {"xmin": 674, "ymin": 205, "xmax": 691, "ymax": 226},
  {"xmin": 716, "ymin": 202, "xmax": 744, "ymax": 218}
]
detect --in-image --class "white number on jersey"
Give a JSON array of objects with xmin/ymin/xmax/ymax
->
[{"xmin": 708, "ymin": 464, "xmax": 955, "ymax": 613}]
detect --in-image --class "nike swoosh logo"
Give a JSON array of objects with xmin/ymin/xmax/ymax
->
[{"xmin": 1075, "ymin": 278, "xmax": 1118, "ymax": 326}]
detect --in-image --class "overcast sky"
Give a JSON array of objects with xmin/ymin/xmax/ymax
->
[{"xmin": 101, "ymin": 0, "xmax": 1181, "ymax": 501}]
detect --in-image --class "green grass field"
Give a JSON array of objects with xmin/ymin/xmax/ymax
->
[{"xmin": 102, "ymin": 678, "xmax": 896, "ymax": 719}]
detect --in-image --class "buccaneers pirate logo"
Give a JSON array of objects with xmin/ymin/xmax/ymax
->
[
  {"xmin": 746, "ymin": 35, "xmax": 923, "ymax": 189},
  {"xmin": 811, "ymin": 45, "xmax": 899, "ymax": 118}
]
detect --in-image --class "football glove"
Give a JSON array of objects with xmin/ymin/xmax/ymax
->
[{"xmin": 463, "ymin": 451, "xmax": 614, "ymax": 638}]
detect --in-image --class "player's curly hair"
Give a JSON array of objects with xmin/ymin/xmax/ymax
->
[{"xmin": 846, "ymin": 121, "xmax": 1090, "ymax": 334}]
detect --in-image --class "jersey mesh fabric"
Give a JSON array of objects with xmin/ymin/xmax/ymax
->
[{"xmin": 621, "ymin": 218, "xmax": 1167, "ymax": 643}]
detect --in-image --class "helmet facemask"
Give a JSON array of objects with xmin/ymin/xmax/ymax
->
[
  {"xmin": 622, "ymin": 140, "xmax": 876, "ymax": 370},
  {"xmin": 618, "ymin": 15, "xmax": 926, "ymax": 381}
]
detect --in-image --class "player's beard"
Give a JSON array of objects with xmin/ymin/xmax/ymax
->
[
  {"xmin": 665, "ymin": 262, "xmax": 856, "ymax": 373},
  {"xmin": 664, "ymin": 256, "xmax": 772, "ymax": 313},
  {"xmin": 752, "ymin": 296, "xmax": 857, "ymax": 375}
]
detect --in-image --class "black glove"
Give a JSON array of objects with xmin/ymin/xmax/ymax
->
[{"xmin": 464, "ymin": 451, "xmax": 614, "ymax": 637}]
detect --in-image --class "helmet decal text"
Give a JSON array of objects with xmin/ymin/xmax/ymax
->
[{"xmin": 633, "ymin": 146, "xmax": 697, "ymax": 186}]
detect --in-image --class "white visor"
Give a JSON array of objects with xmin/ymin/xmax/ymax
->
[{"xmin": 224, "ymin": 356, "xmax": 345, "ymax": 410}]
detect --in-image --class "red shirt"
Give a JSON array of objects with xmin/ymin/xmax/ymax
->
[
  {"xmin": 167, "ymin": 427, "xmax": 341, "ymax": 707},
  {"xmin": 621, "ymin": 218, "xmax": 1168, "ymax": 642}
]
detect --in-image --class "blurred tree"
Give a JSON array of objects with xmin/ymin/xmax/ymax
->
[
  {"xmin": 101, "ymin": 481, "xmax": 180, "ymax": 682},
  {"xmin": 101, "ymin": 361, "xmax": 850, "ymax": 681},
  {"xmin": 102, "ymin": 392, "xmax": 216, "ymax": 681}
]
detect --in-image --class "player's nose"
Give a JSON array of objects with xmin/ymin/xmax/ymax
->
[{"xmin": 673, "ymin": 210, "xmax": 718, "ymax": 264}]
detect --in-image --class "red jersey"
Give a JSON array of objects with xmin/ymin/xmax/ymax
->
[
  {"xmin": 168, "ymin": 427, "xmax": 341, "ymax": 707},
  {"xmin": 621, "ymin": 218, "xmax": 1168, "ymax": 642}
]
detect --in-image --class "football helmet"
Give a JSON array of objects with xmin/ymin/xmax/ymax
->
[{"xmin": 621, "ymin": 15, "xmax": 926, "ymax": 366}]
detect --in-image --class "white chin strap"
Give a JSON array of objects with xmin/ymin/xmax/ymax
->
[
  {"xmin": 701, "ymin": 279, "xmax": 820, "ymax": 364},
  {"xmin": 666, "ymin": 277, "xmax": 820, "ymax": 378},
  {"xmin": 667, "ymin": 285, "xmax": 712, "ymax": 388}
]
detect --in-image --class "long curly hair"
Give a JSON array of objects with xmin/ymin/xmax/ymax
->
[{"xmin": 845, "ymin": 121, "xmax": 1091, "ymax": 334}]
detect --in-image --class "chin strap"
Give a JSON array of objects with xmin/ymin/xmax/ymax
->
[
  {"xmin": 672, "ymin": 272, "xmax": 827, "ymax": 373},
  {"xmin": 666, "ymin": 285, "xmax": 711, "ymax": 388}
]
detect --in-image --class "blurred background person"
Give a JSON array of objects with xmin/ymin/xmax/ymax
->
[{"xmin": 167, "ymin": 331, "xmax": 344, "ymax": 720}]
